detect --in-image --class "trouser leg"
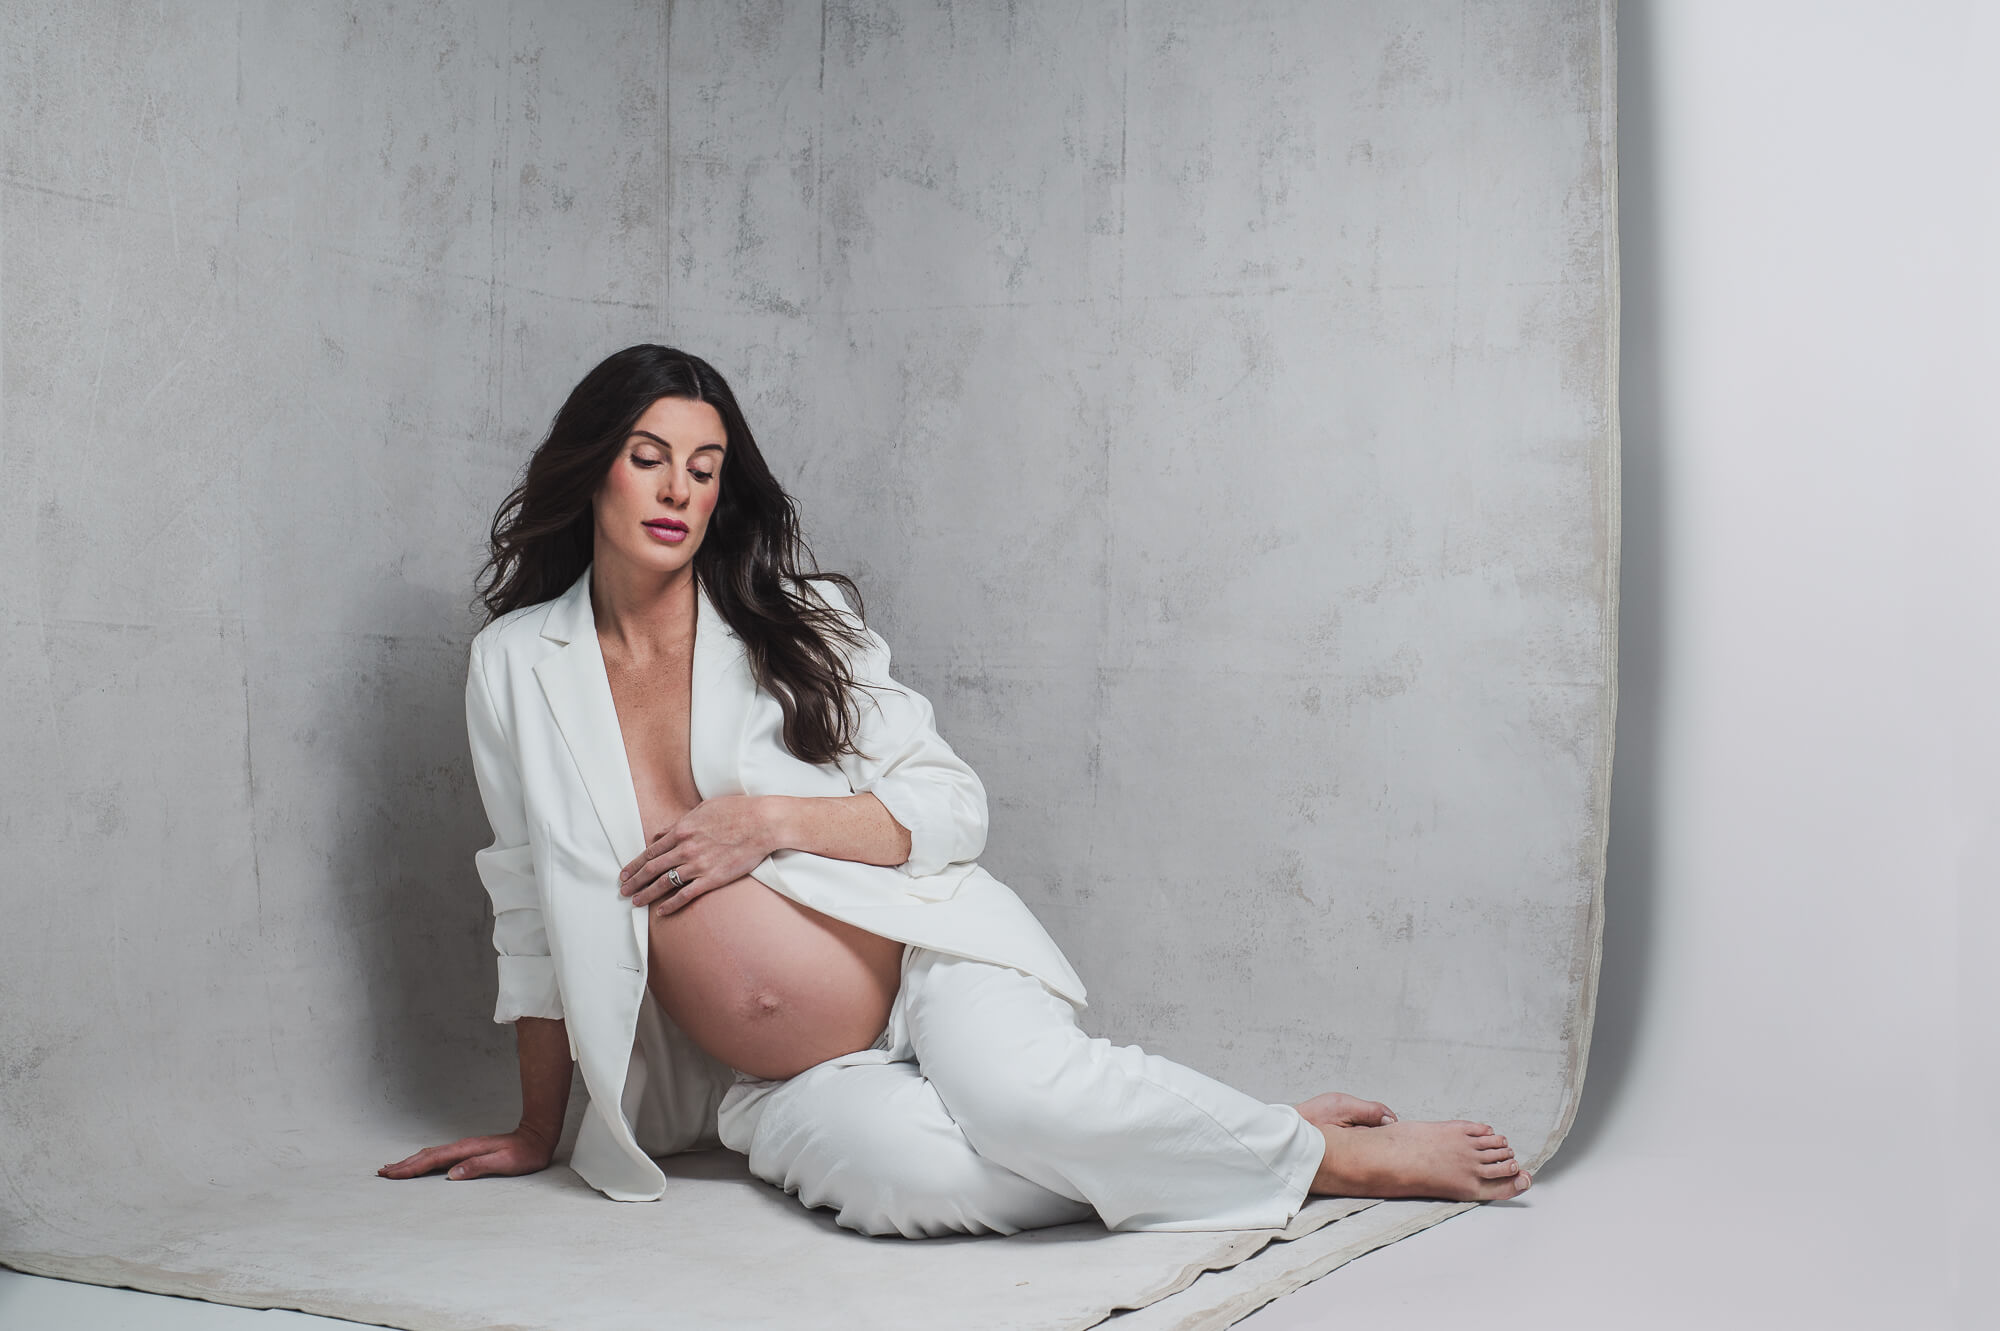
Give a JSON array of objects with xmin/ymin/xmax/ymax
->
[
  {"xmin": 715, "ymin": 1055, "xmax": 1094, "ymax": 1239},
  {"xmin": 902, "ymin": 951, "xmax": 1327, "ymax": 1232}
]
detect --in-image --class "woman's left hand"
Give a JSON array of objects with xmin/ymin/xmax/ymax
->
[{"xmin": 620, "ymin": 795, "xmax": 781, "ymax": 915}]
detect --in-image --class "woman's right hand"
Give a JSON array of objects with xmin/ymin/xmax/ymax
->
[{"xmin": 377, "ymin": 1125, "xmax": 557, "ymax": 1181}]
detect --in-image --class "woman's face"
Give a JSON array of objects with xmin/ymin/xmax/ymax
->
[{"xmin": 591, "ymin": 395, "xmax": 728, "ymax": 579}]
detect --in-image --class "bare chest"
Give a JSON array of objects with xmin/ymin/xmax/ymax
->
[{"xmin": 601, "ymin": 645, "xmax": 702, "ymax": 836}]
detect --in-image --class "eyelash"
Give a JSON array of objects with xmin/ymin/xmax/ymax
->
[{"xmin": 631, "ymin": 453, "xmax": 715, "ymax": 483}]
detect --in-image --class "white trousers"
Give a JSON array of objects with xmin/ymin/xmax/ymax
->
[{"xmin": 714, "ymin": 947, "xmax": 1327, "ymax": 1239}]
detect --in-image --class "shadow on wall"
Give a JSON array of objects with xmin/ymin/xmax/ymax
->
[{"xmin": 1545, "ymin": 0, "xmax": 1664, "ymax": 1176}]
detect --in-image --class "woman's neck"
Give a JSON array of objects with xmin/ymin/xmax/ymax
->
[{"xmin": 588, "ymin": 553, "xmax": 697, "ymax": 659}]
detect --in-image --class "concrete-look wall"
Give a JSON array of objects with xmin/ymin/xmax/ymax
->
[
  {"xmin": 667, "ymin": 0, "xmax": 1617, "ymax": 1153},
  {"xmin": 0, "ymin": 1, "xmax": 670, "ymax": 1207},
  {"xmin": 1, "ymin": 0, "xmax": 1616, "ymax": 1231}
]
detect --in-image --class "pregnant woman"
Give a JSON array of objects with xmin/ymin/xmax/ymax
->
[{"xmin": 379, "ymin": 345, "xmax": 1531, "ymax": 1236}]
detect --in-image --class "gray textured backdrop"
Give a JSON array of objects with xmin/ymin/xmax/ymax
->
[
  {"xmin": 1, "ymin": 0, "xmax": 676, "ymax": 1212},
  {"xmin": 0, "ymin": 3, "xmax": 1614, "ymax": 1327}
]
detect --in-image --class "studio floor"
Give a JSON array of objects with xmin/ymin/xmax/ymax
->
[{"xmin": 0, "ymin": 1145, "xmax": 1954, "ymax": 1331}]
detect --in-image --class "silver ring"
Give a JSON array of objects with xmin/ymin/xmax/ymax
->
[{"xmin": 666, "ymin": 866, "xmax": 686, "ymax": 890}]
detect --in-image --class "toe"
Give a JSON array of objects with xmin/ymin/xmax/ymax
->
[
  {"xmin": 1475, "ymin": 1146, "xmax": 1514, "ymax": 1163},
  {"xmin": 1476, "ymin": 1159, "xmax": 1522, "ymax": 1179},
  {"xmin": 1469, "ymin": 1134, "xmax": 1507, "ymax": 1151},
  {"xmin": 1472, "ymin": 1168, "xmax": 1534, "ymax": 1201}
]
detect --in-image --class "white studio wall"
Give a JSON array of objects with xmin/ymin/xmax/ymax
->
[
  {"xmin": 1248, "ymin": 5, "xmax": 1997, "ymax": 1326},
  {"xmin": 1581, "ymin": 3, "xmax": 1994, "ymax": 1319},
  {"xmin": 1588, "ymin": 0, "xmax": 1972, "ymax": 1159},
  {"xmin": 1, "ymin": 4, "xmax": 1622, "ymax": 1329}
]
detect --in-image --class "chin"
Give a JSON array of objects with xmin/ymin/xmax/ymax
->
[{"xmin": 644, "ymin": 538, "xmax": 707, "ymax": 574}]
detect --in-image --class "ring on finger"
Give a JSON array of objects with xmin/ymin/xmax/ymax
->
[{"xmin": 666, "ymin": 866, "xmax": 686, "ymax": 891}]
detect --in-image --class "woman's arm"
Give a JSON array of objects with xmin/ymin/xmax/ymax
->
[
  {"xmin": 619, "ymin": 791, "xmax": 911, "ymax": 913},
  {"xmin": 766, "ymin": 791, "xmax": 912, "ymax": 866},
  {"xmin": 464, "ymin": 636, "xmax": 566, "ymax": 1024},
  {"xmin": 621, "ymin": 585, "xmax": 983, "ymax": 914},
  {"xmin": 824, "ymin": 596, "xmax": 989, "ymax": 877},
  {"xmin": 379, "ymin": 1016, "xmax": 571, "ymax": 1180},
  {"xmin": 512, "ymin": 1015, "xmax": 575, "ymax": 1153},
  {"xmin": 380, "ymin": 638, "xmax": 571, "ymax": 1180}
]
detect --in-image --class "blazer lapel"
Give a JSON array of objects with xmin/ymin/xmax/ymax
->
[
  {"xmin": 532, "ymin": 566, "xmax": 758, "ymax": 849},
  {"xmin": 532, "ymin": 568, "xmax": 648, "ymax": 867}
]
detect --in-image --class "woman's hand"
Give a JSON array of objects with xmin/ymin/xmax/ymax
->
[
  {"xmin": 620, "ymin": 794, "xmax": 781, "ymax": 916},
  {"xmin": 377, "ymin": 1125, "xmax": 557, "ymax": 1182}
]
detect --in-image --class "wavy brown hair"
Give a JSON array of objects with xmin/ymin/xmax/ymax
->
[{"xmin": 477, "ymin": 345, "xmax": 870, "ymax": 765}]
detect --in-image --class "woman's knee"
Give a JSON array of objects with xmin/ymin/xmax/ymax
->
[
  {"xmin": 737, "ymin": 1063, "xmax": 989, "ymax": 1232},
  {"xmin": 922, "ymin": 1034, "xmax": 1113, "ymax": 1157},
  {"xmin": 905, "ymin": 956, "xmax": 1095, "ymax": 1136}
]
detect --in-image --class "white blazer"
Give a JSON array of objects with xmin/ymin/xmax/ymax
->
[{"xmin": 464, "ymin": 565, "xmax": 1087, "ymax": 1201}]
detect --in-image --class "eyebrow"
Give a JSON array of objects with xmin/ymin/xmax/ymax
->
[{"xmin": 628, "ymin": 430, "xmax": 725, "ymax": 455}]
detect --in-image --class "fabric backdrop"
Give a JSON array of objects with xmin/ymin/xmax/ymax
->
[{"xmin": 0, "ymin": 3, "xmax": 1616, "ymax": 1327}]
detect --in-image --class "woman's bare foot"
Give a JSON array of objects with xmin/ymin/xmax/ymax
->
[
  {"xmin": 1307, "ymin": 1118, "xmax": 1533, "ymax": 1202},
  {"xmin": 1295, "ymin": 1091, "xmax": 1398, "ymax": 1129}
]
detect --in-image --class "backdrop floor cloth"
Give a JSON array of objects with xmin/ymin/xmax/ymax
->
[
  {"xmin": 4, "ymin": 1136, "xmax": 1456, "ymax": 1331},
  {"xmin": 1, "ymin": 2, "xmax": 1617, "ymax": 1328}
]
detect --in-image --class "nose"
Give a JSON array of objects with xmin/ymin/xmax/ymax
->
[{"xmin": 657, "ymin": 463, "xmax": 689, "ymax": 508}]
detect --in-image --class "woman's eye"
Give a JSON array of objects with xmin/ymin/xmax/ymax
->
[
  {"xmin": 631, "ymin": 454, "xmax": 661, "ymax": 468},
  {"xmin": 691, "ymin": 471, "xmax": 715, "ymax": 483}
]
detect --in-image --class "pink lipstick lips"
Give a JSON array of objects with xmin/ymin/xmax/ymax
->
[{"xmin": 642, "ymin": 518, "xmax": 689, "ymax": 544}]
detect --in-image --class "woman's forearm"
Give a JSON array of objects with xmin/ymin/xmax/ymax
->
[
  {"xmin": 514, "ymin": 1015, "xmax": 574, "ymax": 1150},
  {"xmin": 763, "ymin": 792, "xmax": 913, "ymax": 867}
]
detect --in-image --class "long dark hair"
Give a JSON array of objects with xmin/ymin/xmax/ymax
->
[{"xmin": 477, "ymin": 345, "xmax": 869, "ymax": 765}]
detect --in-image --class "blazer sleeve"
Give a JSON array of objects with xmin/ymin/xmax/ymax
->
[
  {"xmin": 812, "ymin": 582, "xmax": 989, "ymax": 879},
  {"xmin": 466, "ymin": 635, "xmax": 565, "ymax": 1024}
]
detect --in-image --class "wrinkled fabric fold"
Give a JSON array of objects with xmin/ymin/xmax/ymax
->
[{"xmin": 716, "ymin": 948, "xmax": 1324, "ymax": 1239}]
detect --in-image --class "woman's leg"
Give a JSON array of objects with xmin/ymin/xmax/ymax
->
[
  {"xmin": 716, "ymin": 1055, "xmax": 1095, "ymax": 1239},
  {"xmin": 901, "ymin": 951, "xmax": 1328, "ymax": 1232}
]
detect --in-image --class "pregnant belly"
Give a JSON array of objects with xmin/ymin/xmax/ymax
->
[{"xmin": 645, "ymin": 876, "xmax": 907, "ymax": 1081}]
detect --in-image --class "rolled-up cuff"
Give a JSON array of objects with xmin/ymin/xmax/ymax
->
[
  {"xmin": 494, "ymin": 953, "xmax": 564, "ymax": 1023},
  {"xmin": 863, "ymin": 777, "xmax": 953, "ymax": 878}
]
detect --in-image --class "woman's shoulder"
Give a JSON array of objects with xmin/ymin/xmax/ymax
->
[{"xmin": 470, "ymin": 598, "xmax": 556, "ymax": 664}]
